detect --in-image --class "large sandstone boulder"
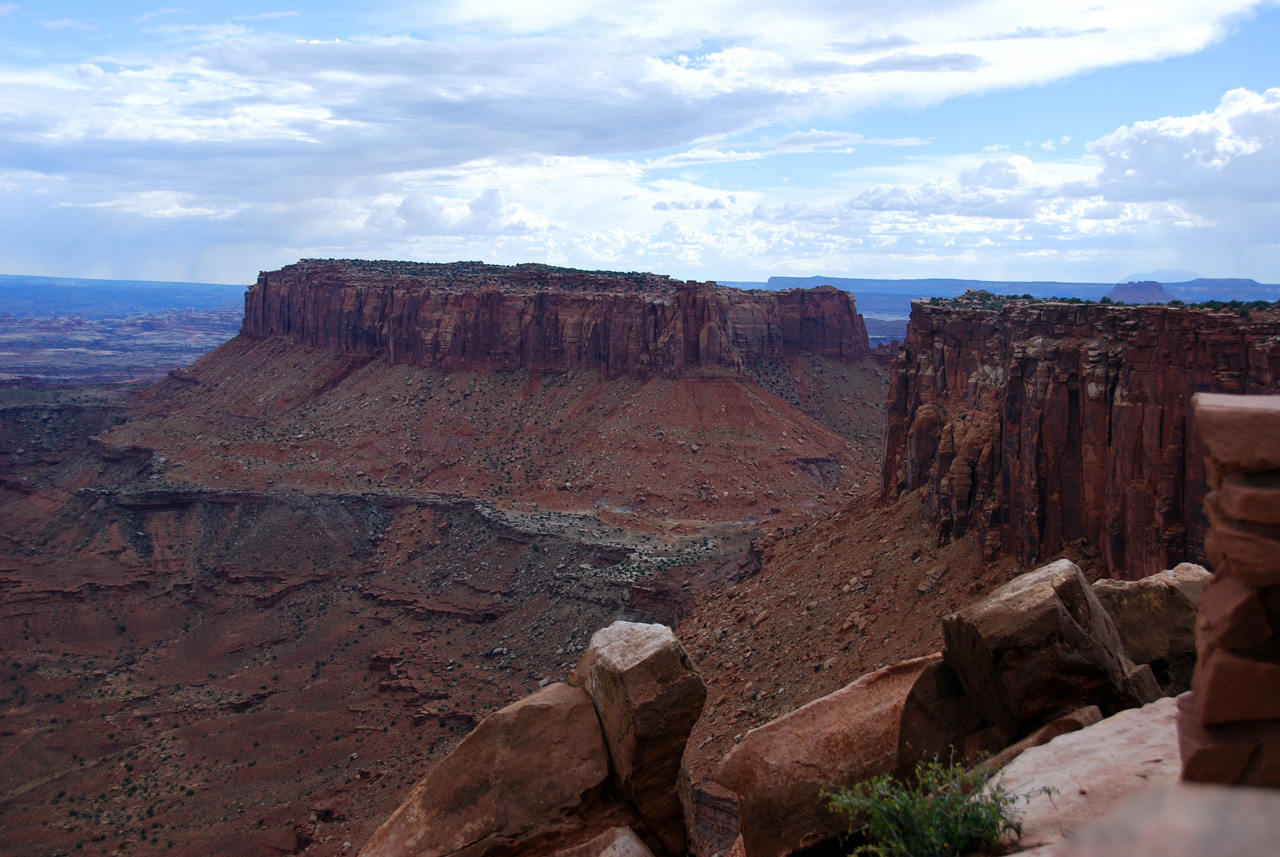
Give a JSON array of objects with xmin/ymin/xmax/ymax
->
[
  {"xmin": 990, "ymin": 695, "xmax": 1181, "ymax": 853},
  {"xmin": 578, "ymin": 621, "xmax": 707, "ymax": 857},
  {"xmin": 1092, "ymin": 562, "xmax": 1210, "ymax": 693},
  {"xmin": 713, "ymin": 655, "xmax": 939, "ymax": 857},
  {"xmin": 359, "ymin": 682, "xmax": 635, "ymax": 857},
  {"xmin": 943, "ymin": 559, "xmax": 1158, "ymax": 737}
]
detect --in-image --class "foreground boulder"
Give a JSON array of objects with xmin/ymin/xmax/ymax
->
[
  {"xmin": 577, "ymin": 621, "xmax": 707, "ymax": 857},
  {"xmin": 359, "ymin": 682, "xmax": 636, "ymax": 857},
  {"xmin": 1092, "ymin": 562, "xmax": 1210, "ymax": 693},
  {"xmin": 943, "ymin": 559, "xmax": 1158, "ymax": 738},
  {"xmin": 713, "ymin": 654, "xmax": 939, "ymax": 857}
]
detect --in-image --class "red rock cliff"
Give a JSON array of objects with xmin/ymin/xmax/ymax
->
[
  {"xmin": 881, "ymin": 300, "xmax": 1280, "ymax": 578},
  {"xmin": 242, "ymin": 260, "xmax": 871, "ymax": 376}
]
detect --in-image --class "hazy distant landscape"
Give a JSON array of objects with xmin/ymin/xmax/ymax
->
[{"xmin": 0, "ymin": 275, "xmax": 244, "ymax": 385}]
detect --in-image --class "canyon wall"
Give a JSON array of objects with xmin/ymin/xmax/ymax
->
[
  {"xmin": 242, "ymin": 260, "xmax": 871, "ymax": 376},
  {"xmin": 882, "ymin": 300, "xmax": 1280, "ymax": 578}
]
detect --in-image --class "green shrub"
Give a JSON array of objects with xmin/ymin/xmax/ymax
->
[{"xmin": 828, "ymin": 755, "xmax": 1049, "ymax": 857}]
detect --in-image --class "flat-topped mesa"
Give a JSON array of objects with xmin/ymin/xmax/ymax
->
[
  {"xmin": 882, "ymin": 298, "xmax": 1280, "ymax": 578},
  {"xmin": 243, "ymin": 259, "xmax": 871, "ymax": 377}
]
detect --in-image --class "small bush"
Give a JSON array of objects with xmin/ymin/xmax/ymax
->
[{"xmin": 828, "ymin": 755, "xmax": 1049, "ymax": 857}]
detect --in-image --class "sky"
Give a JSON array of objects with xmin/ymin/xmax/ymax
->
[{"xmin": 1, "ymin": 1, "xmax": 1279, "ymax": 286}]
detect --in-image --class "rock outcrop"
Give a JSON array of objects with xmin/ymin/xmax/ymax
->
[
  {"xmin": 575, "ymin": 622, "xmax": 706, "ymax": 857},
  {"xmin": 1178, "ymin": 393, "xmax": 1280, "ymax": 787},
  {"xmin": 1092, "ymin": 562, "xmax": 1210, "ymax": 694},
  {"xmin": 712, "ymin": 655, "xmax": 939, "ymax": 857},
  {"xmin": 942, "ymin": 559, "xmax": 1158, "ymax": 739},
  {"xmin": 882, "ymin": 299, "xmax": 1280, "ymax": 577},
  {"xmin": 361, "ymin": 621, "xmax": 704, "ymax": 857},
  {"xmin": 243, "ymin": 260, "xmax": 871, "ymax": 378}
]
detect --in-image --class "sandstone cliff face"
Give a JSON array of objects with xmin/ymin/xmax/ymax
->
[
  {"xmin": 882, "ymin": 301, "xmax": 1280, "ymax": 578},
  {"xmin": 243, "ymin": 260, "xmax": 871, "ymax": 376}
]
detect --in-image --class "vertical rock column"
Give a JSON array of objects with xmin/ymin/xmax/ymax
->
[{"xmin": 1178, "ymin": 393, "xmax": 1280, "ymax": 785}]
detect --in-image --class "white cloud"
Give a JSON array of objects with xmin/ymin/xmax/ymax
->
[
  {"xmin": 1087, "ymin": 87, "xmax": 1280, "ymax": 200},
  {"xmin": 40, "ymin": 18, "xmax": 96, "ymax": 31}
]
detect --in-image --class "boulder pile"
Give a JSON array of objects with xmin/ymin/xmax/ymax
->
[
  {"xmin": 356, "ymin": 548, "xmax": 1220, "ymax": 857},
  {"xmin": 711, "ymin": 556, "xmax": 1202, "ymax": 857}
]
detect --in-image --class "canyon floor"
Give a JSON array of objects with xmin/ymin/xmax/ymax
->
[{"xmin": 0, "ymin": 338, "xmax": 1106, "ymax": 857}]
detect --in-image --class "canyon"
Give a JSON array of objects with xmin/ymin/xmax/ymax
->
[{"xmin": 1, "ymin": 262, "xmax": 1277, "ymax": 857}]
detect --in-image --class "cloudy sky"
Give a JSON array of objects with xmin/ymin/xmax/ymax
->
[{"xmin": 2, "ymin": 1, "xmax": 1279, "ymax": 285}]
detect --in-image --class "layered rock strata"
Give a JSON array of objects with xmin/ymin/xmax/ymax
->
[
  {"xmin": 882, "ymin": 300, "xmax": 1280, "ymax": 577},
  {"xmin": 244, "ymin": 260, "xmax": 871, "ymax": 378},
  {"xmin": 1178, "ymin": 393, "xmax": 1280, "ymax": 787}
]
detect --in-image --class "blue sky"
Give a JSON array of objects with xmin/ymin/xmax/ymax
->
[{"xmin": 1, "ymin": 1, "xmax": 1278, "ymax": 285}]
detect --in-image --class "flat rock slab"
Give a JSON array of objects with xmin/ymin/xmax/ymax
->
[
  {"xmin": 993, "ymin": 696, "xmax": 1181, "ymax": 852},
  {"xmin": 1048, "ymin": 782, "xmax": 1280, "ymax": 856}
]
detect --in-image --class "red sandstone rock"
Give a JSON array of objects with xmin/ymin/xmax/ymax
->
[
  {"xmin": 712, "ymin": 654, "xmax": 939, "ymax": 857},
  {"xmin": 1192, "ymin": 393, "xmax": 1280, "ymax": 474},
  {"xmin": 1181, "ymin": 393, "xmax": 1280, "ymax": 788},
  {"xmin": 1194, "ymin": 571, "xmax": 1272, "ymax": 654},
  {"xmin": 942, "ymin": 560, "xmax": 1157, "ymax": 737},
  {"xmin": 1175, "ymin": 692, "xmax": 1280, "ymax": 784},
  {"xmin": 244, "ymin": 260, "xmax": 871, "ymax": 378},
  {"xmin": 882, "ymin": 303, "xmax": 1280, "ymax": 577},
  {"xmin": 1192, "ymin": 648, "xmax": 1280, "ymax": 725},
  {"xmin": 358, "ymin": 682, "xmax": 633, "ymax": 857},
  {"xmin": 579, "ymin": 621, "xmax": 707, "ymax": 857},
  {"xmin": 1092, "ymin": 563, "xmax": 1210, "ymax": 693}
]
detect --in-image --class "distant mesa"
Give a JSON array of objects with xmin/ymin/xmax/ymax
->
[
  {"xmin": 245, "ymin": 259, "xmax": 873, "ymax": 377},
  {"xmin": 1121, "ymin": 269, "xmax": 1200, "ymax": 284},
  {"xmin": 1105, "ymin": 281, "xmax": 1171, "ymax": 304}
]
